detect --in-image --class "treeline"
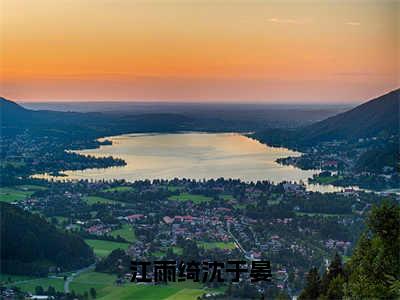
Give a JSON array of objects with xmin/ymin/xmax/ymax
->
[
  {"xmin": 299, "ymin": 201, "xmax": 400, "ymax": 299},
  {"xmin": 0, "ymin": 203, "xmax": 95, "ymax": 276},
  {"xmin": 355, "ymin": 141, "xmax": 399, "ymax": 173}
]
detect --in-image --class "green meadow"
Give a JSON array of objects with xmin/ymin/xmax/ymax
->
[
  {"xmin": 220, "ymin": 194, "xmax": 235, "ymax": 201},
  {"xmin": 84, "ymin": 239, "xmax": 130, "ymax": 258},
  {"xmin": 68, "ymin": 271, "xmax": 224, "ymax": 300},
  {"xmin": 100, "ymin": 281, "xmax": 219, "ymax": 300},
  {"xmin": 102, "ymin": 186, "xmax": 135, "ymax": 193},
  {"xmin": 5, "ymin": 277, "xmax": 65, "ymax": 293},
  {"xmin": 0, "ymin": 273, "xmax": 36, "ymax": 284},
  {"xmin": 0, "ymin": 184, "xmax": 46, "ymax": 203},
  {"xmin": 110, "ymin": 224, "xmax": 136, "ymax": 242},
  {"xmin": 83, "ymin": 196, "xmax": 117, "ymax": 205},
  {"xmin": 70, "ymin": 272, "xmax": 116, "ymax": 298},
  {"xmin": 198, "ymin": 241, "xmax": 236, "ymax": 250},
  {"xmin": 168, "ymin": 193, "xmax": 212, "ymax": 204}
]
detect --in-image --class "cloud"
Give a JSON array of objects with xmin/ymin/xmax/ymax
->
[
  {"xmin": 268, "ymin": 18, "xmax": 312, "ymax": 25},
  {"xmin": 345, "ymin": 22, "xmax": 361, "ymax": 26}
]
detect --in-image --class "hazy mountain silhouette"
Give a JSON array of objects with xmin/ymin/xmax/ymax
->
[{"xmin": 253, "ymin": 89, "xmax": 399, "ymax": 147}]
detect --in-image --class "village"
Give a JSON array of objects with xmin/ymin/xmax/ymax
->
[{"xmin": 4, "ymin": 175, "xmax": 392, "ymax": 297}]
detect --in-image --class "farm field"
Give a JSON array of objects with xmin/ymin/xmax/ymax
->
[
  {"xmin": 109, "ymin": 224, "xmax": 136, "ymax": 242},
  {"xmin": 0, "ymin": 273, "xmax": 36, "ymax": 284},
  {"xmin": 220, "ymin": 194, "xmax": 235, "ymax": 201},
  {"xmin": 102, "ymin": 186, "xmax": 135, "ymax": 193},
  {"xmin": 168, "ymin": 193, "xmax": 212, "ymax": 204},
  {"xmin": 0, "ymin": 185, "xmax": 45, "ymax": 203},
  {"xmin": 70, "ymin": 271, "xmax": 116, "ymax": 298},
  {"xmin": 197, "ymin": 241, "xmax": 236, "ymax": 250},
  {"xmin": 84, "ymin": 239, "xmax": 130, "ymax": 257},
  {"xmin": 83, "ymin": 196, "xmax": 118, "ymax": 205},
  {"xmin": 6, "ymin": 277, "xmax": 64, "ymax": 293},
  {"xmin": 100, "ymin": 281, "xmax": 218, "ymax": 300}
]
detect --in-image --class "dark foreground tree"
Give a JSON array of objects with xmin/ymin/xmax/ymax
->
[
  {"xmin": 298, "ymin": 200, "xmax": 400, "ymax": 299},
  {"xmin": 299, "ymin": 267, "xmax": 320, "ymax": 300},
  {"xmin": 346, "ymin": 201, "xmax": 400, "ymax": 299}
]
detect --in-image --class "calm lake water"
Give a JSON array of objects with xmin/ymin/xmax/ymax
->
[{"xmin": 35, "ymin": 133, "xmax": 345, "ymax": 193}]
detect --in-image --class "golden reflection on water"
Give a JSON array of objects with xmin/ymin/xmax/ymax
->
[{"xmin": 34, "ymin": 133, "xmax": 344, "ymax": 193}]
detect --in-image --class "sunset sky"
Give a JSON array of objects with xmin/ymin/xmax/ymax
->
[{"xmin": 1, "ymin": 0, "xmax": 398, "ymax": 103}]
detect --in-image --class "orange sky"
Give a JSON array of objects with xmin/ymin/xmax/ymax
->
[{"xmin": 0, "ymin": 0, "xmax": 398, "ymax": 103}]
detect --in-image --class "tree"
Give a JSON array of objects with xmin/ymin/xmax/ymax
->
[
  {"xmin": 320, "ymin": 253, "xmax": 344, "ymax": 296},
  {"xmin": 346, "ymin": 201, "xmax": 400, "ymax": 299},
  {"xmin": 298, "ymin": 267, "xmax": 320, "ymax": 300},
  {"xmin": 90, "ymin": 287, "xmax": 97, "ymax": 299},
  {"xmin": 325, "ymin": 275, "xmax": 345, "ymax": 300},
  {"xmin": 35, "ymin": 286, "xmax": 44, "ymax": 295},
  {"xmin": 47, "ymin": 286, "xmax": 56, "ymax": 296}
]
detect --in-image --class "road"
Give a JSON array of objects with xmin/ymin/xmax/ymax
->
[{"xmin": 64, "ymin": 264, "xmax": 95, "ymax": 293}]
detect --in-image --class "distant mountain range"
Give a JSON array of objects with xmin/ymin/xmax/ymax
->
[
  {"xmin": 253, "ymin": 89, "xmax": 399, "ymax": 147},
  {"xmin": 0, "ymin": 96, "xmax": 197, "ymax": 138},
  {"xmin": 1, "ymin": 88, "xmax": 399, "ymax": 144},
  {"xmin": 1, "ymin": 96, "xmax": 351, "ymax": 137}
]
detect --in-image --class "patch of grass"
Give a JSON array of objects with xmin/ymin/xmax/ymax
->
[
  {"xmin": 168, "ymin": 193, "xmax": 212, "ymax": 204},
  {"xmin": 16, "ymin": 185, "xmax": 47, "ymax": 191},
  {"xmin": 8, "ymin": 277, "xmax": 64, "ymax": 293},
  {"xmin": 165, "ymin": 288, "xmax": 206, "ymax": 300},
  {"xmin": 312, "ymin": 175, "xmax": 342, "ymax": 184},
  {"xmin": 0, "ymin": 187, "xmax": 33, "ymax": 203},
  {"xmin": 99, "ymin": 284, "xmax": 181, "ymax": 300},
  {"xmin": 220, "ymin": 194, "xmax": 234, "ymax": 201},
  {"xmin": 198, "ymin": 242, "xmax": 236, "ymax": 250},
  {"xmin": 103, "ymin": 186, "xmax": 135, "ymax": 193},
  {"xmin": 84, "ymin": 239, "xmax": 130, "ymax": 258},
  {"xmin": 70, "ymin": 272, "xmax": 116, "ymax": 298},
  {"xmin": 234, "ymin": 204, "xmax": 247, "ymax": 210},
  {"xmin": 151, "ymin": 251, "xmax": 166, "ymax": 258},
  {"xmin": 110, "ymin": 224, "xmax": 136, "ymax": 242},
  {"xmin": 267, "ymin": 199, "xmax": 281, "ymax": 205},
  {"xmin": 83, "ymin": 196, "xmax": 117, "ymax": 205},
  {"xmin": 0, "ymin": 274, "xmax": 36, "ymax": 284},
  {"xmin": 167, "ymin": 186, "xmax": 181, "ymax": 192},
  {"xmin": 99, "ymin": 281, "xmax": 212, "ymax": 300}
]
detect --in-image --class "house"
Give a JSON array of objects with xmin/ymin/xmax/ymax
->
[
  {"xmin": 163, "ymin": 216, "xmax": 174, "ymax": 224},
  {"xmin": 126, "ymin": 214, "xmax": 145, "ymax": 222},
  {"xmin": 283, "ymin": 183, "xmax": 304, "ymax": 193}
]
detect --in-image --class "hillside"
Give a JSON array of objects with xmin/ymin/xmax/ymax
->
[
  {"xmin": 0, "ymin": 97, "xmax": 197, "ymax": 138},
  {"xmin": 0, "ymin": 202, "xmax": 95, "ymax": 276},
  {"xmin": 253, "ymin": 89, "xmax": 399, "ymax": 147},
  {"xmin": 302, "ymin": 89, "xmax": 399, "ymax": 143}
]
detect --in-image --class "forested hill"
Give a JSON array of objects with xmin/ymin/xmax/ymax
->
[
  {"xmin": 0, "ymin": 96, "xmax": 195, "ymax": 138},
  {"xmin": 253, "ymin": 89, "xmax": 399, "ymax": 147},
  {"xmin": 301, "ymin": 88, "xmax": 399, "ymax": 143},
  {"xmin": 0, "ymin": 202, "xmax": 95, "ymax": 276}
]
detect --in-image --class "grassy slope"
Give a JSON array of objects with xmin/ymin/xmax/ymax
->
[
  {"xmin": 70, "ymin": 271, "xmax": 218, "ymax": 300},
  {"xmin": 198, "ymin": 241, "xmax": 236, "ymax": 250},
  {"xmin": 7, "ymin": 277, "xmax": 65, "ymax": 293},
  {"xmin": 84, "ymin": 239, "xmax": 130, "ymax": 258},
  {"xmin": 168, "ymin": 193, "xmax": 212, "ymax": 204},
  {"xmin": 0, "ymin": 185, "xmax": 47, "ymax": 203},
  {"xmin": 83, "ymin": 196, "xmax": 117, "ymax": 205},
  {"xmin": 109, "ymin": 224, "xmax": 136, "ymax": 242}
]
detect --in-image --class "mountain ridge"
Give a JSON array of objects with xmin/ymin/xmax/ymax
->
[{"xmin": 253, "ymin": 88, "xmax": 399, "ymax": 148}]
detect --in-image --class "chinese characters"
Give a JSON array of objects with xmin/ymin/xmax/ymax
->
[{"xmin": 131, "ymin": 260, "xmax": 272, "ymax": 283}]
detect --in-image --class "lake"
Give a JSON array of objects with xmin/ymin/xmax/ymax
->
[{"xmin": 35, "ymin": 133, "xmax": 345, "ymax": 193}]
